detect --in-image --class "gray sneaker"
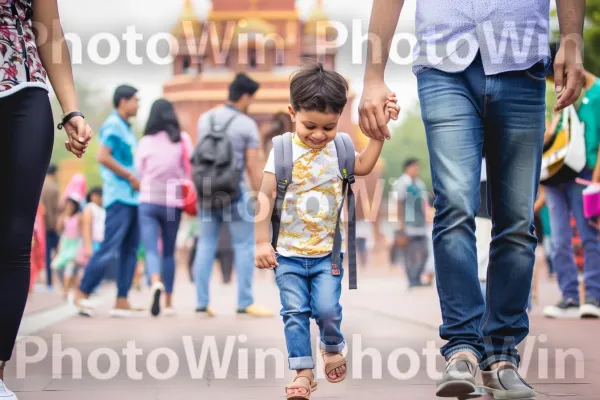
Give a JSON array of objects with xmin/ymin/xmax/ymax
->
[
  {"xmin": 436, "ymin": 355, "xmax": 478, "ymax": 398},
  {"xmin": 481, "ymin": 364, "xmax": 535, "ymax": 399},
  {"xmin": 580, "ymin": 296, "xmax": 600, "ymax": 319}
]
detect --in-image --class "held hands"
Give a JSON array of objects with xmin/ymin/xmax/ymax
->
[
  {"xmin": 358, "ymin": 81, "xmax": 398, "ymax": 140},
  {"xmin": 255, "ymin": 242, "xmax": 279, "ymax": 270},
  {"xmin": 386, "ymin": 94, "xmax": 400, "ymax": 123},
  {"xmin": 63, "ymin": 116, "xmax": 93, "ymax": 158}
]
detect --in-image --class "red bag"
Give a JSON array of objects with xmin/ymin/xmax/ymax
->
[{"xmin": 181, "ymin": 136, "xmax": 198, "ymax": 216}]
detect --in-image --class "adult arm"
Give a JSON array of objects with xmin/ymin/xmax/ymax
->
[
  {"xmin": 358, "ymin": 0, "xmax": 404, "ymax": 140},
  {"xmin": 33, "ymin": 0, "xmax": 92, "ymax": 156},
  {"xmin": 81, "ymin": 206, "xmax": 93, "ymax": 256},
  {"xmin": 554, "ymin": 0, "xmax": 586, "ymax": 111},
  {"xmin": 245, "ymin": 121, "xmax": 264, "ymax": 192}
]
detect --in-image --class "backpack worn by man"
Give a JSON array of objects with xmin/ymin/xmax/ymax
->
[
  {"xmin": 270, "ymin": 131, "xmax": 358, "ymax": 290},
  {"xmin": 191, "ymin": 113, "xmax": 241, "ymax": 209}
]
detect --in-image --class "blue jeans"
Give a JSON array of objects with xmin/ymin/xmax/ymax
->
[
  {"xmin": 138, "ymin": 203, "xmax": 182, "ymax": 294},
  {"xmin": 79, "ymin": 202, "xmax": 139, "ymax": 298},
  {"xmin": 545, "ymin": 169, "xmax": 600, "ymax": 302},
  {"xmin": 194, "ymin": 196, "xmax": 255, "ymax": 309},
  {"xmin": 417, "ymin": 54, "xmax": 545, "ymax": 370},
  {"xmin": 45, "ymin": 230, "xmax": 59, "ymax": 287},
  {"xmin": 275, "ymin": 254, "xmax": 345, "ymax": 370}
]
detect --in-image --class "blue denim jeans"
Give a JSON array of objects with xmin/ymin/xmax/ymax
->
[
  {"xmin": 138, "ymin": 203, "xmax": 182, "ymax": 294},
  {"xmin": 79, "ymin": 202, "xmax": 139, "ymax": 298},
  {"xmin": 417, "ymin": 54, "xmax": 545, "ymax": 370},
  {"xmin": 545, "ymin": 169, "xmax": 600, "ymax": 302},
  {"xmin": 194, "ymin": 195, "xmax": 255, "ymax": 309},
  {"xmin": 275, "ymin": 254, "xmax": 345, "ymax": 370}
]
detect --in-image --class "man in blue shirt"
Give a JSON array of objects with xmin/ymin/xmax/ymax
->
[
  {"xmin": 76, "ymin": 85, "xmax": 142, "ymax": 318},
  {"xmin": 359, "ymin": 1, "xmax": 585, "ymax": 398}
]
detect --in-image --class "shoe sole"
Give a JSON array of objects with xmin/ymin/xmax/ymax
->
[
  {"xmin": 580, "ymin": 305, "xmax": 600, "ymax": 319},
  {"xmin": 436, "ymin": 380, "xmax": 477, "ymax": 397},
  {"xmin": 151, "ymin": 287, "xmax": 162, "ymax": 317},
  {"xmin": 484, "ymin": 386, "xmax": 535, "ymax": 399}
]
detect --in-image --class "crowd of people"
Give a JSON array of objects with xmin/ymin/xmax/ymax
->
[{"xmin": 1, "ymin": 0, "xmax": 599, "ymax": 399}]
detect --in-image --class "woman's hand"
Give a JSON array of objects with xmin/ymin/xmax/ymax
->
[{"xmin": 63, "ymin": 116, "xmax": 93, "ymax": 158}]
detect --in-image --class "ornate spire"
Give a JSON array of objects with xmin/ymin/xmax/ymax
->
[
  {"xmin": 304, "ymin": 0, "xmax": 329, "ymax": 36},
  {"xmin": 171, "ymin": 0, "xmax": 202, "ymax": 38}
]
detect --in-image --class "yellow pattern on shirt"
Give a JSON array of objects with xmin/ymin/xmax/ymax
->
[{"xmin": 277, "ymin": 134, "xmax": 345, "ymax": 257}]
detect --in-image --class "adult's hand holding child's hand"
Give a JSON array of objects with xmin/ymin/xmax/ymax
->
[{"xmin": 255, "ymin": 242, "xmax": 279, "ymax": 269}]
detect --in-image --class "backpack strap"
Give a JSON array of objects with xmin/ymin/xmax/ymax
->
[
  {"xmin": 333, "ymin": 133, "xmax": 357, "ymax": 290},
  {"xmin": 270, "ymin": 132, "xmax": 294, "ymax": 250},
  {"xmin": 209, "ymin": 113, "xmax": 239, "ymax": 136}
]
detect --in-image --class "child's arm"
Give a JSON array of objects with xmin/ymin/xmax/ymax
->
[
  {"xmin": 355, "ymin": 96, "xmax": 400, "ymax": 176},
  {"xmin": 354, "ymin": 138, "xmax": 385, "ymax": 176},
  {"xmin": 255, "ymin": 172, "xmax": 279, "ymax": 269},
  {"xmin": 56, "ymin": 212, "xmax": 66, "ymax": 233}
]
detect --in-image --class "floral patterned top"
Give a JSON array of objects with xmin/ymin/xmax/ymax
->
[{"xmin": 0, "ymin": 0, "xmax": 48, "ymax": 98}]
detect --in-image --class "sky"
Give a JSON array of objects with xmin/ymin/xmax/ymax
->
[{"xmin": 55, "ymin": 0, "xmax": 420, "ymax": 125}]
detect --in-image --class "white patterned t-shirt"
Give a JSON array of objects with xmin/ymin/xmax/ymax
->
[{"xmin": 264, "ymin": 133, "xmax": 357, "ymax": 258}]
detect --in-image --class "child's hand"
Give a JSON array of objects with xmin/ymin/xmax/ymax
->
[
  {"xmin": 386, "ymin": 94, "xmax": 400, "ymax": 123},
  {"xmin": 255, "ymin": 242, "xmax": 278, "ymax": 269}
]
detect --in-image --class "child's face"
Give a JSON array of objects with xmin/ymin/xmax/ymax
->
[
  {"xmin": 289, "ymin": 106, "xmax": 341, "ymax": 149},
  {"xmin": 91, "ymin": 193, "xmax": 102, "ymax": 206},
  {"xmin": 65, "ymin": 200, "xmax": 77, "ymax": 215}
]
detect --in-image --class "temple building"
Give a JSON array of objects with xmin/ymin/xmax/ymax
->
[{"xmin": 165, "ymin": 0, "xmax": 383, "ymax": 221}]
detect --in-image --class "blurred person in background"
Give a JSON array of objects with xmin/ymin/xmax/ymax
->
[
  {"xmin": 0, "ymin": 1, "xmax": 93, "ymax": 396},
  {"xmin": 543, "ymin": 61, "xmax": 600, "ymax": 319},
  {"xmin": 135, "ymin": 98, "xmax": 193, "ymax": 317},
  {"xmin": 75, "ymin": 85, "xmax": 142, "ymax": 318},
  {"xmin": 193, "ymin": 73, "xmax": 272, "ymax": 317},
  {"xmin": 41, "ymin": 163, "xmax": 60, "ymax": 290},
  {"xmin": 391, "ymin": 159, "xmax": 429, "ymax": 288}
]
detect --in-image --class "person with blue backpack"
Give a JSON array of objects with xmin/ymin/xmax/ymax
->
[{"xmin": 254, "ymin": 63, "xmax": 399, "ymax": 400}]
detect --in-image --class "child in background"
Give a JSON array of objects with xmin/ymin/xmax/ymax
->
[
  {"xmin": 52, "ymin": 194, "xmax": 83, "ymax": 298},
  {"xmin": 254, "ymin": 64, "xmax": 399, "ymax": 399},
  {"xmin": 72, "ymin": 187, "xmax": 105, "ymax": 298}
]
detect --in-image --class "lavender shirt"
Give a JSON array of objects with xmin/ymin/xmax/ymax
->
[
  {"xmin": 134, "ymin": 131, "xmax": 193, "ymax": 208},
  {"xmin": 413, "ymin": 0, "xmax": 551, "ymax": 76}
]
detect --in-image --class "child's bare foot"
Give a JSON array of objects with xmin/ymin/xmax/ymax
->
[{"xmin": 321, "ymin": 351, "xmax": 347, "ymax": 382}]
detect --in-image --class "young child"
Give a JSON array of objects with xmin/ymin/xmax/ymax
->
[
  {"xmin": 52, "ymin": 194, "xmax": 82, "ymax": 298},
  {"xmin": 255, "ymin": 64, "xmax": 399, "ymax": 399},
  {"xmin": 73, "ymin": 187, "xmax": 105, "ymax": 297}
]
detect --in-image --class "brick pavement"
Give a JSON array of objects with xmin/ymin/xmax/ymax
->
[{"xmin": 5, "ymin": 265, "xmax": 600, "ymax": 400}]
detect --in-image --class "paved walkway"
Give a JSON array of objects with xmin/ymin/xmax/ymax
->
[{"xmin": 6, "ymin": 264, "xmax": 600, "ymax": 400}]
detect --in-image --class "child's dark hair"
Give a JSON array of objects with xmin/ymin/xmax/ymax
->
[
  {"xmin": 66, "ymin": 198, "xmax": 81, "ymax": 216},
  {"xmin": 403, "ymin": 158, "xmax": 419, "ymax": 170},
  {"xmin": 289, "ymin": 62, "xmax": 349, "ymax": 114},
  {"xmin": 86, "ymin": 186, "xmax": 103, "ymax": 204}
]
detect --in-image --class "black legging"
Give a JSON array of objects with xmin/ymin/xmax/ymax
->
[{"xmin": 0, "ymin": 88, "xmax": 54, "ymax": 362}]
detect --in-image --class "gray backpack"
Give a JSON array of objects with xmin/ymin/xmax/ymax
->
[
  {"xmin": 191, "ymin": 112, "xmax": 241, "ymax": 209},
  {"xmin": 270, "ymin": 132, "xmax": 358, "ymax": 290}
]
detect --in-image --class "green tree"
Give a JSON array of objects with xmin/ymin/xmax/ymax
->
[{"xmin": 381, "ymin": 104, "xmax": 432, "ymax": 192}]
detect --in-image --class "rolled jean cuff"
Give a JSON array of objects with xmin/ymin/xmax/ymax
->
[
  {"xmin": 479, "ymin": 354, "xmax": 518, "ymax": 371},
  {"xmin": 320, "ymin": 339, "xmax": 345, "ymax": 353},
  {"xmin": 289, "ymin": 356, "xmax": 315, "ymax": 370},
  {"xmin": 444, "ymin": 345, "xmax": 482, "ymax": 362}
]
